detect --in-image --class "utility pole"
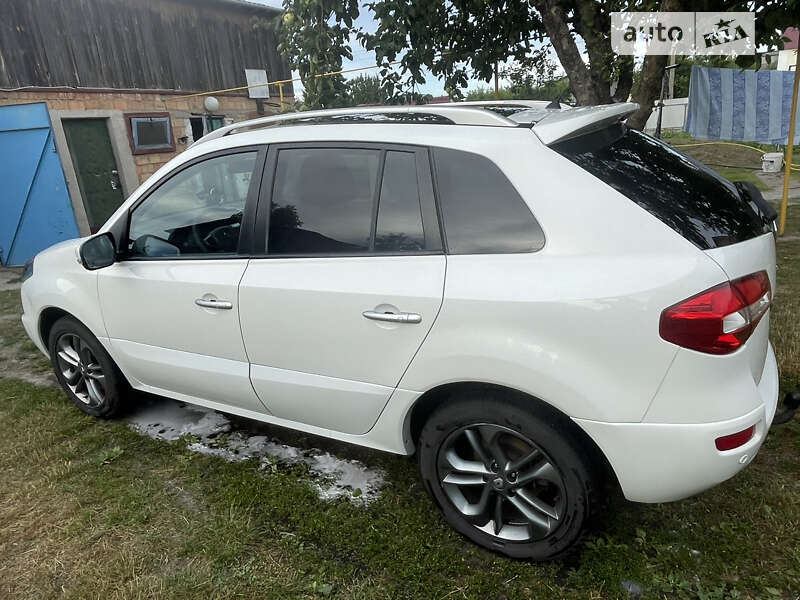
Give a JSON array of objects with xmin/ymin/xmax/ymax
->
[{"xmin": 494, "ymin": 62, "xmax": 500, "ymax": 100}]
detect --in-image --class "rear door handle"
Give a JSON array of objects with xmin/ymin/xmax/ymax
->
[
  {"xmin": 362, "ymin": 310, "xmax": 422, "ymax": 324},
  {"xmin": 195, "ymin": 298, "xmax": 233, "ymax": 310}
]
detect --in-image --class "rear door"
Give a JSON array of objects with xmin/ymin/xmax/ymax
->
[{"xmin": 239, "ymin": 143, "xmax": 445, "ymax": 435}]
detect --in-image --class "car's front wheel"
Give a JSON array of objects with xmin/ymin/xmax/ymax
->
[
  {"xmin": 48, "ymin": 316, "xmax": 129, "ymax": 418},
  {"xmin": 418, "ymin": 393, "xmax": 598, "ymax": 560}
]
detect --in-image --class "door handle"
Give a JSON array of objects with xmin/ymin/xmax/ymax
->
[
  {"xmin": 195, "ymin": 298, "xmax": 233, "ymax": 310},
  {"xmin": 362, "ymin": 310, "xmax": 422, "ymax": 324}
]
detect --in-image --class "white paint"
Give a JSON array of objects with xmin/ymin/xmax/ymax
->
[{"xmin": 126, "ymin": 399, "xmax": 384, "ymax": 504}]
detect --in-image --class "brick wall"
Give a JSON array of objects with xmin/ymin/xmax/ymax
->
[{"xmin": 0, "ymin": 89, "xmax": 287, "ymax": 183}]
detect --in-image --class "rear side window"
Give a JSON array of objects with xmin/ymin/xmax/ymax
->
[
  {"xmin": 269, "ymin": 148, "xmax": 379, "ymax": 254},
  {"xmin": 375, "ymin": 151, "xmax": 425, "ymax": 252},
  {"xmin": 552, "ymin": 125, "xmax": 770, "ymax": 249},
  {"xmin": 267, "ymin": 147, "xmax": 440, "ymax": 255},
  {"xmin": 433, "ymin": 148, "xmax": 545, "ymax": 254}
]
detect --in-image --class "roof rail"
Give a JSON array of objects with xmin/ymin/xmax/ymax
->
[
  {"xmin": 434, "ymin": 100, "xmax": 555, "ymax": 109},
  {"xmin": 191, "ymin": 105, "xmax": 516, "ymax": 147}
]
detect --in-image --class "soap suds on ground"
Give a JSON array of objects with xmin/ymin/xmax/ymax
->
[{"xmin": 126, "ymin": 398, "xmax": 385, "ymax": 504}]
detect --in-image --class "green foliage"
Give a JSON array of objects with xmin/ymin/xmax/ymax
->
[
  {"xmin": 345, "ymin": 74, "xmax": 391, "ymax": 106},
  {"xmin": 276, "ymin": 0, "xmax": 360, "ymax": 109},
  {"xmin": 360, "ymin": 0, "xmax": 541, "ymax": 100}
]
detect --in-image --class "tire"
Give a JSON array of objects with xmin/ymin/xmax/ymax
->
[
  {"xmin": 418, "ymin": 392, "xmax": 598, "ymax": 560},
  {"xmin": 48, "ymin": 315, "xmax": 129, "ymax": 418}
]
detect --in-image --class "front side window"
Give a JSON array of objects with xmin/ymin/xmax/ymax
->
[
  {"xmin": 128, "ymin": 152, "xmax": 257, "ymax": 258},
  {"xmin": 433, "ymin": 148, "xmax": 545, "ymax": 254}
]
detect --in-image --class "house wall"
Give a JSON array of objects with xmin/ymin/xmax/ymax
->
[
  {"xmin": 0, "ymin": 0, "xmax": 292, "ymax": 95},
  {"xmin": 0, "ymin": 90, "xmax": 269, "ymax": 183},
  {"xmin": 0, "ymin": 89, "xmax": 285, "ymax": 235}
]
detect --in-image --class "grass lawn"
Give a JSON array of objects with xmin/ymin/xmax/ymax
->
[
  {"xmin": 661, "ymin": 131, "xmax": 800, "ymax": 191},
  {"xmin": 1, "ymin": 231, "xmax": 800, "ymax": 598}
]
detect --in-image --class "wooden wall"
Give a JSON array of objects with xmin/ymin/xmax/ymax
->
[{"xmin": 0, "ymin": 0, "xmax": 292, "ymax": 95}]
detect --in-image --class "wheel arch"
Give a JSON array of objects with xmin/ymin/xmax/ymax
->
[
  {"xmin": 39, "ymin": 306, "xmax": 72, "ymax": 351},
  {"xmin": 405, "ymin": 381, "xmax": 619, "ymax": 489}
]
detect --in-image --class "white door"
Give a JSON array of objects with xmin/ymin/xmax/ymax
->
[
  {"xmin": 99, "ymin": 149, "xmax": 268, "ymax": 414},
  {"xmin": 239, "ymin": 145, "xmax": 446, "ymax": 434}
]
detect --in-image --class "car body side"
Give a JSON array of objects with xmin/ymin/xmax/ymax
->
[{"xmin": 20, "ymin": 122, "xmax": 779, "ymax": 503}]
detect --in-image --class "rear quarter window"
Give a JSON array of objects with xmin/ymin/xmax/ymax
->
[
  {"xmin": 552, "ymin": 125, "xmax": 770, "ymax": 249},
  {"xmin": 432, "ymin": 148, "xmax": 545, "ymax": 254}
]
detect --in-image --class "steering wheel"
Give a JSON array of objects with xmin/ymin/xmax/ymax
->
[{"xmin": 190, "ymin": 223, "xmax": 210, "ymax": 253}]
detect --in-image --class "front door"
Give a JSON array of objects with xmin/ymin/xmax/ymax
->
[
  {"xmin": 99, "ymin": 148, "xmax": 268, "ymax": 415},
  {"xmin": 239, "ymin": 144, "xmax": 446, "ymax": 435},
  {"xmin": 63, "ymin": 119, "xmax": 125, "ymax": 233}
]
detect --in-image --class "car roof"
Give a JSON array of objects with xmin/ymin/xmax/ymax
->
[{"xmin": 191, "ymin": 102, "xmax": 639, "ymax": 150}]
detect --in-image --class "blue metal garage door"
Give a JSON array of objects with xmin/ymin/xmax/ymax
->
[{"xmin": 0, "ymin": 103, "xmax": 79, "ymax": 266}]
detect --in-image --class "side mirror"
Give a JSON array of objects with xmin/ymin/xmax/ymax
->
[{"xmin": 79, "ymin": 232, "xmax": 116, "ymax": 270}]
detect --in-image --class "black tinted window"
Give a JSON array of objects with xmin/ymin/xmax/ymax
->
[
  {"xmin": 375, "ymin": 151, "xmax": 425, "ymax": 252},
  {"xmin": 552, "ymin": 125, "xmax": 770, "ymax": 249},
  {"xmin": 268, "ymin": 148, "xmax": 380, "ymax": 254},
  {"xmin": 129, "ymin": 152, "xmax": 256, "ymax": 257},
  {"xmin": 433, "ymin": 148, "xmax": 544, "ymax": 254}
]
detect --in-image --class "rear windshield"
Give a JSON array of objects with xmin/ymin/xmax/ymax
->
[{"xmin": 552, "ymin": 124, "xmax": 770, "ymax": 249}]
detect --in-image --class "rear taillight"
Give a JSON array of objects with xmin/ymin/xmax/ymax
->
[{"xmin": 659, "ymin": 271, "xmax": 771, "ymax": 355}]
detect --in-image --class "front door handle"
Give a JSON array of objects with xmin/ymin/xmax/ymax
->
[
  {"xmin": 362, "ymin": 310, "xmax": 422, "ymax": 324},
  {"xmin": 195, "ymin": 298, "xmax": 233, "ymax": 310}
]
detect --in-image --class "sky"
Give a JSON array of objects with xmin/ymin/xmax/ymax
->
[{"xmin": 243, "ymin": 0, "xmax": 511, "ymax": 98}]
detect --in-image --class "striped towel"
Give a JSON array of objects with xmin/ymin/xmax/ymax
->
[{"xmin": 686, "ymin": 66, "xmax": 800, "ymax": 145}]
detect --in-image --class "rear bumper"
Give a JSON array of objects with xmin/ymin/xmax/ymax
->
[{"xmin": 573, "ymin": 343, "xmax": 779, "ymax": 503}]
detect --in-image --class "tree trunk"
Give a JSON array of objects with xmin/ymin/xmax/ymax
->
[
  {"xmin": 612, "ymin": 55, "xmax": 634, "ymax": 102},
  {"xmin": 626, "ymin": 0, "xmax": 685, "ymax": 129},
  {"xmin": 627, "ymin": 54, "xmax": 667, "ymax": 130},
  {"xmin": 534, "ymin": 0, "xmax": 607, "ymax": 105}
]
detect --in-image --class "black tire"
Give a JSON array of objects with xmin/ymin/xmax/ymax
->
[
  {"xmin": 48, "ymin": 315, "xmax": 129, "ymax": 418},
  {"xmin": 418, "ymin": 392, "xmax": 598, "ymax": 560}
]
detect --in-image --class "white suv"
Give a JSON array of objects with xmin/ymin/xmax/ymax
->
[{"xmin": 20, "ymin": 101, "xmax": 780, "ymax": 559}]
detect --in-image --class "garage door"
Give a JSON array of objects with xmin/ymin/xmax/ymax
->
[{"xmin": 0, "ymin": 103, "xmax": 79, "ymax": 266}]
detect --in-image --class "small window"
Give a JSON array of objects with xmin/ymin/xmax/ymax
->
[
  {"xmin": 127, "ymin": 113, "xmax": 174, "ymax": 154},
  {"xmin": 433, "ymin": 148, "xmax": 544, "ymax": 254},
  {"xmin": 128, "ymin": 152, "xmax": 257, "ymax": 258},
  {"xmin": 206, "ymin": 116, "xmax": 225, "ymax": 132},
  {"xmin": 375, "ymin": 151, "xmax": 426, "ymax": 252},
  {"xmin": 268, "ymin": 148, "xmax": 380, "ymax": 255}
]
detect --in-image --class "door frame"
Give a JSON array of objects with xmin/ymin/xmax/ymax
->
[{"xmin": 50, "ymin": 109, "xmax": 139, "ymax": 236}]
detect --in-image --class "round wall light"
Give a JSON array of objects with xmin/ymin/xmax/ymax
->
[{"xmin": 204, "ymin": 96, "xmax": 220, "ymax": 113}]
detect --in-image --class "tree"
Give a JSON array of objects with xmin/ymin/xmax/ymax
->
[
  {"xmin": 360, "ymin": 0, "xmax": 798, "ymax": 129},
  {"xmin": 276, "ymin": 0, "xmax": 360, "ymax": 109},
  {"xmin": 346, "ymin": 74, "xmax": 391, "ymax": 105}
]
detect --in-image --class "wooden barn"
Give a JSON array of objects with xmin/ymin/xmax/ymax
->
[{"xmin": 0, "ymin": 0, "xmax": 292, "ymax": 265}]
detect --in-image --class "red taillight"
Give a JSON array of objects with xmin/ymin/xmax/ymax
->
[
  {"xmin": 659, "ymin": 271, "xmax": 771, "ymax": 355},
  {"xmin": 715, "ymin": 425, "xmax": 755, "ymax": 451}
]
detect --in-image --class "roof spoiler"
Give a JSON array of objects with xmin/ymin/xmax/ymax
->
[{"xmin": 531, "ymin": 102, "xmax": 639, "ymax": 145}]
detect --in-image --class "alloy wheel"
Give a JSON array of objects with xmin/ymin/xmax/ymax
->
[
  {"xmin": 55, "ymin": 333, "xmax": 106, "ymax": 408},
  {"xmin": 437, "ymin": 423, "xmax": 567, "ymax": 542}
]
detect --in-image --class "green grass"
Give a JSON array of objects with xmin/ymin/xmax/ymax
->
[
  {"xmin": 2, "ymin": 242, "xmax": 800, "ymax": 600},
  {"xmin": 713, "ymin": 167, "xmax": 769, "ymax": 190},
  {"xmin": 660, "ymin": 132, "xmax": 800, "ymax": 188}
]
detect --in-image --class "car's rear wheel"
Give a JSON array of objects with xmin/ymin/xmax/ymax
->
[
  {"xmin": 48, "ymin": 316, "xmax": 128, "ymax": 418},
  {"xmin": 418, "ymin": 393, "xmax": 598, "ymax": 560}
]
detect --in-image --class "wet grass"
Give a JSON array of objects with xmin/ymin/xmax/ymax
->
[{"xmin": 1, "ymin": 239, "xmax": 799, "ymax": 599}]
